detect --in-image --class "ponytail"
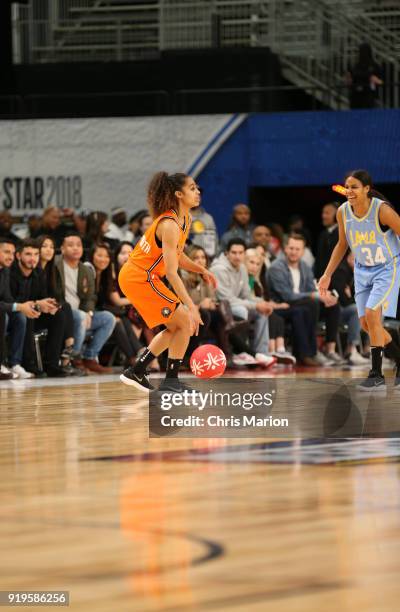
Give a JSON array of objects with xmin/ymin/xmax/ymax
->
[
  {"xmin": 147, "ymin": 171, "xmax": 188, "ymax": 218},
  {"xmin": 345, "ymin": 169, "xmax": 394, "ymax": 209}
]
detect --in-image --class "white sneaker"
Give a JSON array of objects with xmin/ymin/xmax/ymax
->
[
  {"xmin": 255, "ymin": 353, "xmax": 277, "ymax": 368},
  {"xmin": 1, "ymin": 365, "xmax": 18, "ymax": 379},
  {"xmin": 11, "ymin": 365, "xmax": 34, "ymax": 379},
  {"xmin": 232, "ymin": 353, "xmax": 258, "ymax": 366},
  {"xmin": 314, "ymin": 351, "xmax": 335, "ymax": 367},
  {"xmin": 325, "ymin": 352, "xmax": 347, "ymax": 366},
  {"xmin": 271, "ymin": 350, "xmax": 297, "ymax": 365},
  {"xmin": 347, "ymin": 348, "xmax": 370, "ymax": 366}
]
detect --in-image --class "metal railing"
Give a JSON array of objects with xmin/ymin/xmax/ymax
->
[
  {"xmin": 11, "ymin": 1, "xmax": 400, "ymax": 109},
  {"xmin": 1, "ymin": 83, "xmax": 399, "ymax": 119}
]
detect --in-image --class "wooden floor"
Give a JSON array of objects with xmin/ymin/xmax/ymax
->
[{"xmin": 1, "ymin": 365, "xmax": 400, "ymax": 611}]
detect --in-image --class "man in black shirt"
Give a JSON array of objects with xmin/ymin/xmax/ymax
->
[
  {"xmin": 9, "ymin": 239, "xmax": 69, "ymax": 377},
  {"xmin": 0, "ymin": 238, "xmax": 41, "ymax": 379}
]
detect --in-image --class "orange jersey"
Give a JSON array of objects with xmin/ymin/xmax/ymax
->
[{"xmin": 128, "ymin": 209, "xmax": 191, "ymax": 279}]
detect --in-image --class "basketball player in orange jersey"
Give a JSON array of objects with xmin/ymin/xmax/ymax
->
[{"xmin": 118, "ymin": 172, "xmax": 217, "ymax": 393}]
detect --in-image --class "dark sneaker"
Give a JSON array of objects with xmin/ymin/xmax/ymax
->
[
  {"xmin": 120, "ymin": 367, "xmax": 154, "ymax": 393},
  {"xmin": 157, "ymin": 378, "xmax": 200, "ymax": 395},
  {"xmin": 356, "ymin": 370, "xmax": 386, "ymax": 391}
]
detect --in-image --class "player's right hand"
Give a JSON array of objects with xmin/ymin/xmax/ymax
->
[
  {"xmin": 19, "ymin": 301, "xmax": 41, "ymax": 319},
  {"xmin": 317, "ymin": 274, "xmax": 331, "ymax": 297},
  {"xmin": 189, "ymin": 305, "xmax": 203, "ymax": 337}
]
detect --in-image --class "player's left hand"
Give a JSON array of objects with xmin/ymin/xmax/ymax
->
[{"xmin": 202, "ymin": 270, "xmax": 217, "ymax": 289}]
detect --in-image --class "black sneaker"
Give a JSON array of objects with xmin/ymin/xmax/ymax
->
[
  {"xmin": 120, "ymin": 367, "xmax": 154, "ymax": 393},
  {"xmin": 356, "ymin": 370, "xmax": 386, "ymax": 391},
  {"xmin": 157, "ymin": 378, "xmax": 200, "ymax": 395}
]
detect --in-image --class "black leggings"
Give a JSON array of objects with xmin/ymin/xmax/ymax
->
[{"xmin": 111, "ymin": 315, "xmax": 142, "ymax": 359}]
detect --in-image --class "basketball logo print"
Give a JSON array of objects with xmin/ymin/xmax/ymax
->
[
  {"xmin": 190, "ymin": 344, "xmax": 226, "ymax": 379},
  {"xmin": 161, "ymin": 306, "xmax": 172, "ymax": 318}
]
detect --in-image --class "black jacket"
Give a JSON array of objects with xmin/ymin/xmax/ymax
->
[
  {"xmin": 0, "ymin": 267, "xmax": 14, "ymax": 312},
  {"xmin": 9, "ymin": 262, "xmax": 47, "ymax": 303}
]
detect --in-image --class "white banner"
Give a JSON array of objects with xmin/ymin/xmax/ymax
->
[{"xmin": 0, "ymin": 115, "xmax": 233, "ymax": 215}]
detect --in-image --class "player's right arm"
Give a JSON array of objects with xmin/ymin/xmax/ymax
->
[
  {"xmin": 160, "ymin": 219, "xmax": 202, "ymax": 335},
  {"xmin": 318, "ymin": 207, "xmax": 349, "ymax": 296}
]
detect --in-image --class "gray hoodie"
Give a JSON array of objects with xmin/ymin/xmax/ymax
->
[{"xmin": 210, "ymin": 253, "xmax": 260, "ymax": 311}]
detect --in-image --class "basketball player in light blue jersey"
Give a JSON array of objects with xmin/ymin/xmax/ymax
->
[{"xmin": 319, "ymin": 169, "xmax": 400, "ymax": 390}]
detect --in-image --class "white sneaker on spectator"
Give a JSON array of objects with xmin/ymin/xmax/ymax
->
[
  {"xmin": 255, "ymin": 353, "xmax": 277, "ymax": 368},
  {"xmin": 271, "ymin": 350, "xmax": 297, "ymax": 365},
  {"xmin": 11, "ymin": 365, "xmax": 34, "ymax": 379},
  {"xmin": 233, "ymin": 353, "xmax": 258, "ymax": 366},
  {"xmin": 325, "ymin": 352, "xmax": 347, "ymax": 366},
  {"xmin": 1, "ymin": 365, "xmax": 18, "ymax": 379},
  {"xmin": 314, "ymin": 351, "xmax": 335, "ymax": 367},
  {"xmin": 347, "ymin": 348, "xmax": 370, "ymax": 366}
]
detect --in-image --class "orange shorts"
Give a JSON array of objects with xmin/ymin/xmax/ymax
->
[{"xmin": 118, "ymin": 261, "xmax": 180, "ymax": 329}]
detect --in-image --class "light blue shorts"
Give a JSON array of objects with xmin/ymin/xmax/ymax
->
[{"xmin": 354, "ymin": 256, "xmax": 400, "ymax": 318}]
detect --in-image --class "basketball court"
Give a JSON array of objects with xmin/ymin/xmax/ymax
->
[{"xmin": 1, "ymin": 365, "xmax": 399, "ymax": 611}]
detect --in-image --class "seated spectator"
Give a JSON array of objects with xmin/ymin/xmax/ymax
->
[
  {"xmin": 219, "ymin": 204, "xmax": 255, "ymax": 252},
  {"xmin": 124, "ymin": 209, "xmax": 148, "ymax": 243},
  {"xmin": 189, "ymin": 203, "xmax": 219, "ymax": 259},
  {"xmin": 287, "ymin": 215, "xmax": 315, "ymax": 268},
  {"xmin": 38, "ymin": 235, "xmax": 83, "ymax": 376},
  {"xmin": 0, "ymin": 211, "xmax": 20, "ymax": 246},
  {"xmin": 268, "ymin": 233, "xmax": 343, "ymax": 366},
  {"xmin": 251, "ymin": 225, "xmax": 275, "ymax": 268},
  {"xmin": 9, "ymin": 239, "xmax": 69, "ymax": 377},
  {"xmin": 83, "ymin": 212, "xmax": 119, "ymax": 254},
  {"xmin": 114, "ymin": 241, "xmax": 160, "ymax": 372},
  {"xmin": 314, "ymin": 202, "xmax": 340, "ymax": 280},
  {"xmin": 210, "ymin": 238, "xmax": 275, "ymax": 367},
  {"xmin": 31, "ymin": 206, "xmax": 81, "ymax": 248},
  {"xmin": 105, "ymin": 207, "xmax": 130, "ymax": 242},
  {"xmin": 334, "ymin": 251, "xmax": 369, "ymax": 365},
  {"xmin": 182, "ymin": 245, "xmax": 233, "ymax": 365},
  {"xmin": 56, "ymin": 233, "xmax": 116, "ymax": 374},
  {"xmin": 268, "ymin": 223, "xmax": 285, "ymax": 256},
  {"xmin": 0, "ymin": 238, "xmax": 41, "ymax": 379},
  {"xmin": 132, "ymin": 212, "xmax": 153, "ymax": 247},
  {"xmin": 245, "ymin": 248, "xmax": 295, "ymax": 365},
  {"xmin": 87, "ymin": 243, "xmax": 142, "ymax": 367}
]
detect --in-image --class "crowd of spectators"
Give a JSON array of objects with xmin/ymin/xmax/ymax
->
[{"xmin": 0, "ymin": 200, "xmax": 369, "ymax": 379}]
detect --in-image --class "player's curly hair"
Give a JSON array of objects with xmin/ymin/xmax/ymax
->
[{"xmin": 147, "ymin": 171, "xmax": 188, "ymax": 218}]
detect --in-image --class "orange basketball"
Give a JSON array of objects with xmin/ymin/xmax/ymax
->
[{"xmin": 190, "ymin": 344, "xmax": 227, "ymax": 379}]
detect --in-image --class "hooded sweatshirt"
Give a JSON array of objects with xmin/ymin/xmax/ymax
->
[{"xmin": 210, "ymin": 253, "xmax": 261, "ymax": 311}]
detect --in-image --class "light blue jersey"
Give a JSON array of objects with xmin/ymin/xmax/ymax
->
[
  {"xmin": 341, "ymin": 198, "xmax": 400, "ymax": 267},
  {"xmin": 340, "ymin": 198, "xmax": 400, "ymax": 317}
]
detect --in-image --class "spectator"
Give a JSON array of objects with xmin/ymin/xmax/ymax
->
[
  {"xmin": 132, "ymin": 212, "xmax": 153, "ymax": 247},
  {"xmin": 0, "ymin": 211, "xmax": 20, "ymax": 246},
  {"xmin": 268, "ymin": 233, "xmax": 343, "ymax": 365},
  {"xmin": 83, "ymin": 211, "xmax": 119, "ymax": 254},
  {"xmin": 182, "ymin": 245, "xmax": 233, "ymax": 365},
  {"xmin": 56, "ymin": 233, "xmax": 116, "ymax": 374},
  {"xmin": 251, "ymin": 225, "xmax": 275, "ymax": 268},
  {"xmin": 114, "ymin": 241, "xmax": 161, "ymax": 372},
  {"xmin": 210, "ymin": 238, "xmax": 275, "ymax": 367},
  {"xmin": 189, "ymin": 203, "xmax": 219, "ymax": 259},
  {"xmin": 105, "ymin": 207, "xmax": 130, "ymax": 242},
  {"xmin": 245, "ymin": 248, "xmax": 295, "ymax": 365},
  {"xmin": 268, "ymin": 223, "xmax": 285, "ymax": 256},
  {"xmin": 314, "ymin": 202, "xmax": 340, "ymax": 280},
  {"xmin": 87, "ymin": 243, "xmax": 142, "ymax": 367},
  {"xmin": 31, "ymin": 206, "xmax": 80, "ymax": 248},
  {"xmin": 26, "ymin": 213, "xmax": 42, "ymax": 239},
  {"xmin": 287, "ymin": 215, "xmax": 314, "ymax": 267},
  {"xmin": 38, "ymin": 235, "xmax": 83, "ymax": 375},
  {"xmin": 347, "ymin": 43, "xmax": 383, "ymax": 109},
  {"xmin": 125, "ymin": 209, "xmax": 148, "ymax": 243},
  {"xmin": 9, "ymin": 239, "xmax": 68, "ymax": 377},
  {"xmin": 0, "ymin": 238, "xmax": 41, "ymax": 379},
  {"xmin": 220, "ymin": 204, "xmax": 255, "ymax": 252}
]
